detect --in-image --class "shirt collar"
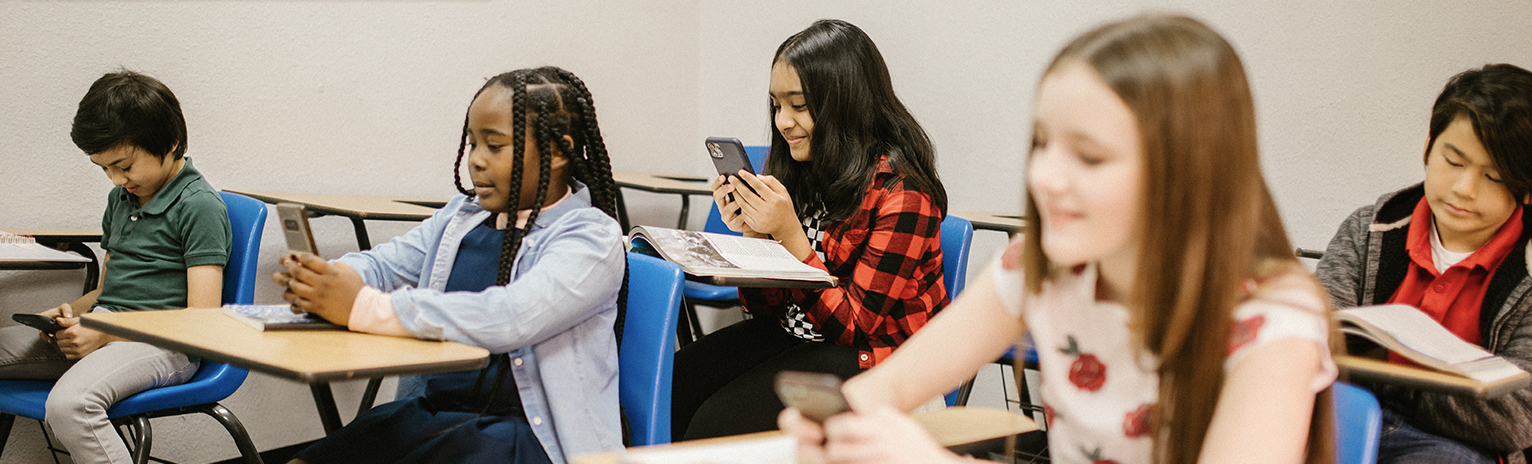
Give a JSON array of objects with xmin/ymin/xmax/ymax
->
[
  {"xmin": 1405, "ymin": 195, "xmax": 1524, "ymax": 274},
  {"xmin": 131, "ymin": 157, "xmax": 203, "ymax": 215}
]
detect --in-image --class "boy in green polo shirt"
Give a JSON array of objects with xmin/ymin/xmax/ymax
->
[{"xmin": 0, "ymin": 70, "xmax": 230, "ymax": 464}]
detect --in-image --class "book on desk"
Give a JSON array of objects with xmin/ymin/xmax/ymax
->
[
  {"xmin": 223, "ymin": 304, "xmax": 344, "ymax": 331},
  {"xmin": 627, "ymin": 226, "xmax": 836, "ymax": 288},
  {"xmin": 0, "ymin": 232, "xmax": 91, "ymax": 263},
  {"xmin": 1337, "ymin": 304, "xmax": 1531, "ymax": 398}
]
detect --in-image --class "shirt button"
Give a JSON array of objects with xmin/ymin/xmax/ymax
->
[
  {"xmin": 1434, "ymin": 284, "xmax": 1446, "ymax": 293},
  {"xmin": 859, "ymin": 353, "xmax": 869, "ymax": 361},
  {"xmin": 129, "ymin": 215, "xmax": 138, "ymax": 221},
  {"xmin": 531, "ymin": 416, "xmax": 543, "ymax": 426},
  {"xmin": 513, "ymin": 357, "xmax": 523, "ymax": 367}
]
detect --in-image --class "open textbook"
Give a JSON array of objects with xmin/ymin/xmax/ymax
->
[
  {"xmin": 1337, "ymin": 305, "xmax": 1531, "ymax": 398},
  {"xmin": 627, "ymin": 226, "xmax": 836, "ymax": 288}
]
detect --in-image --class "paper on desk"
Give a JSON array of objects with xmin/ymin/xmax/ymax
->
[
  {"xmin": 0, "ymin": 234, "xmax": 90, "ymax": 263},
  {"xmin": 619, "ymin": 434, "xmax": 794, "ymax": 464}
]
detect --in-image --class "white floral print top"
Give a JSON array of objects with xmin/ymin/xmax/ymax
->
[{"xmin": 990, "ymin": 245, "xmax": 1337, "ymax": 464}]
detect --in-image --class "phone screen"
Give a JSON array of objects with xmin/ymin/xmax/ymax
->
[
  {"xmin": 774, "ymin": 371, "xmax": 850, "ymax": 423},
  {"xmin": 276, "ymin": 203, "xmax": 318, "ymax": 255}
]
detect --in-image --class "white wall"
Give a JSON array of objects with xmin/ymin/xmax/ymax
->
[{"xmin": 2, "ymin": 1, "xmax": 1531, "ymax": 462}]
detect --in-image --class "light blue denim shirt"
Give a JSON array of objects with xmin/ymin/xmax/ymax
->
[{"xmin": 336, "ymin": 183, "xmax": 624, "ymax": 463}]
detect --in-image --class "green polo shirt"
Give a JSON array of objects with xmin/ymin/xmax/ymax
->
[{"xmin": 96, "ymin": 158, "xmax": 231, "ymax": 311}]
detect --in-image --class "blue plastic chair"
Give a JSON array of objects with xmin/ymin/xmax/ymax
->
[
  {"xmin": 1333, "ymin": 381, "xmax": 1382, "ymax": 464},
  {"xmin": 0, "ymin": 191, "xmax": 265, "ymax": 464},
  {"xmin": 621, "ymin": 252, "xmax": 685, "ymax": 446},
  {"xmin": 934, "ymin": 215, "xmax": 975, "ymax": 407},
  {"xmin": 677, "ymin": 146, "xmax": 768, "ymax": 344}
]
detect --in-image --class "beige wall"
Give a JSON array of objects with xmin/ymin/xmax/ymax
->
[{"xmin": 2, "ymin": 1, "xmax": 1531, "ymax": 462}]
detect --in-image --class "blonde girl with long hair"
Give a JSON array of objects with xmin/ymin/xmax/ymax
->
[{"xmin": 780, "ymin": 14, "xmax": 1339, "ymax": 464}]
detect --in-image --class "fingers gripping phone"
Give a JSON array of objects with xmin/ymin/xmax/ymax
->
[
  {"xmin": 13, "ymin": 314, "xmax": 65, "ymax": 333},
  {"xmin": 706, "ymin": 137, "xmax": 759, "ymax": 202},
  {"xmin": 774, "ymin": 371, "xmax": 851, "ymax": 423},
  {"xmin": 276, "ymin": 203, "xmax": 319, "ymax": 255}
]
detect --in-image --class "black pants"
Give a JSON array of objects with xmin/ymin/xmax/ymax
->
[{"xmin": 671, "ymin": 316, "xmax": 862, "ymax": 440}]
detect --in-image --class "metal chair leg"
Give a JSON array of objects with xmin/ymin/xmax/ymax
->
[{"xmin": 199, "ymin": 404, "xmax": 264, "ymax": 464}]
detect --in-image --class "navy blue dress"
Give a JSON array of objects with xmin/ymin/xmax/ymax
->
[{"xmin": 298, "ymin": 222, "xmax": 553, "ymax": 464}]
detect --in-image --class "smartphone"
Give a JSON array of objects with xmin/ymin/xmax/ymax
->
[
  {"xmin": 705, "ymin": 137, "xmax": 757, "ymax": 202},
  {"xmin": 276, "ymin": 203, "xmax": 319, "ymax": 255},
  {"xmin": 13, "ymin": 314, "xmax": 64, "ymax": 333},
  {"xmin": 774, "ymin": 370, "xmax": 850, "ymax": 423}
]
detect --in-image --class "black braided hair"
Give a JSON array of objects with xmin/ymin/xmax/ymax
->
[{"xmin": 450, "ymin": 66, "xmax": 628, "ymax": 343}]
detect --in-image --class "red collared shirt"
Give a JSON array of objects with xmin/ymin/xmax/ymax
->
[
  {"xmin": 1387, "ymin": 197, "xmax": 1523, "ymax": 350},
  {"xmin": 739, "ymin": 156, "xmax": 948, "ymax": 369}
]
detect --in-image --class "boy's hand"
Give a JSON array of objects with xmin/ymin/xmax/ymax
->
[
  {"xmin": 55, "ymin": 314, "xmax": 119, "ymax": 360},
  {"xmin": 34, "ymin": 304, "xmax": 70, "ymax": 344},
  {"xmin": 278, "ymin": 253, "xmax": 362, "ymax": 325}
]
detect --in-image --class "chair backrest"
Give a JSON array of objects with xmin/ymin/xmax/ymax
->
[
  {"xmin": 219, "ymin": 191, "xmax": 267, "ymax": 305},
  {"xmin": 124, "ymin": 191, "xmax": 269, "ymax": 413},
  {"xmin": 702, "ymin": 146, "xmax": 768, "ymax": 235},
  {"xmin": 619, "ymin": 252, "xmax": 684, "ymax": 446},
  {"xmin": 941, "ymin": 215, "xmax": 974, "ymax": 298},
  {"xmin": 1333, "ymin": 381, "xmax": 1382, "ymax": 464}
]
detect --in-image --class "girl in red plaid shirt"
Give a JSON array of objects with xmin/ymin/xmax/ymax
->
[{"xmin": 672, "ymin": 19, "xmax": 950, "ymax": 440}]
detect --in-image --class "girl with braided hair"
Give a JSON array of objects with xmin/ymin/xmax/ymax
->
[
  {"xmin": 274, "ymin": 66, "xmax": 625, "ymax": 464},
  {"xmin": 673, "ymin": 19, "xmax": 950, "ymax": 440}
]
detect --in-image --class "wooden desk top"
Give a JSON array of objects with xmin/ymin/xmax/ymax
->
[
  {"xmin": 1336, "ymin": 354, "xmax": 1517, "ymax": 399},
  {"xmin": 613, "ymin": 171, "xmax": 714, "ymax": 196},
  {"xmin": 951, "ymin": 210, "xmax": 1024, "ymax": 234},
  {"xmin": 571, "ymin": 407, "xmax": 1035, "ymax": 464},
  {"xmin": 225, "ymin": 189, "xmax": 439, "ymax": 221},
  {"xmin": 82, "ymin": 308, "xmax": 489, "ymax": 383}
]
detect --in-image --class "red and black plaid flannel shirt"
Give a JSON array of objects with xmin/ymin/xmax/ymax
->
[{"xmin": 739, "ymin": 157, "xmax": 949, "ymax": 368}]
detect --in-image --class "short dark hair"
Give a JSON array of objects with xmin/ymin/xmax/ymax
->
[
  {"xmin": 71, "ymin": 70, "xmax": 188, "ymax": 159},
  {"xmin": 767, "ymin": 19, "xmax": 947, "ymax": 224},
  {"xmin": 1426, "ymin": 64, "xmax": 1532, "ymax": 201}
]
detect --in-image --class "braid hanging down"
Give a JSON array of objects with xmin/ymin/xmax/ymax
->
[{"xmin": 450, "ymin": 66, "xmax": 629, "ymax": 344}]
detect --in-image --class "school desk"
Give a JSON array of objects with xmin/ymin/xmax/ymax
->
[
  {"xmin": 950, "ymin": 211, "xmax": 1024, "ymax": 236},
  {"xmin": 222, "ymin": 189, "xmax": 441, "ymax": 250},
  {"xmin": 613, "ymin": 171, "xmax": 714, "ymax": 230},
  {"xmin": 570, "ymin": 407, "xmax": 1037, "ymax": 464},
  {"xmin": 0, "ymin": 228, "xmax": 103, "ymax": 294},
  {"xmin": 1336, "ymin": 354, "xmax": 1519, "ymax": 399},
  {"xmin": 81, "ymin": 307, "xmax": 490, "ymax": 434}
]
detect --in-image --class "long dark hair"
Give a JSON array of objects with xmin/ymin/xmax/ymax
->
[
  {"xmin": 767, "ymin": 19, "xmax": 946, "ymax": 224},
  {"xmin": 450, "ymin": 66, "xmax": 627, "ymax": 338},
  {"xmin": 1022, "ymin": 15, "xmax": 1333, "ymax": 463}
]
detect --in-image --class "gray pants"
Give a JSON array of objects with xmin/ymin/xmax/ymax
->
[{"xmin": 0, "ymin": 323, "xmax": 199, "ymax": 464}]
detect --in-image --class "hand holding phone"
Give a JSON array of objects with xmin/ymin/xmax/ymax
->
[
  {"xmin": 276, "ymin": 203, "xmax": 318, "ymax": 255},
  {"xmin": 13, "ymin": 314, "xmax": 65, "ymax": 334},
  {"xmin": 706, "ymin": 137, "xmax": 759, "ymax": 202},
  {"xmin": 775, "ymin": 370, "xmax": 851, "ymax": 423}
]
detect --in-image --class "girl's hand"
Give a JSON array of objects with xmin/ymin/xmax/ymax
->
[
  {"xmin": 730, "ymin": 172, "xmax": 813, "ymax": 260},
  {"xmin": 278, "ymin": 253, "xmax": 363, "ymax": 325},
  {"xmin": 778, "ymin": 408, "xmax": 829, "ymax": 464},
  {"xmin": 54, "ymin": 308, "xmax": 119, "ymax": 359},
  {"xmin": 711, "ymin": 174, "xmax": 763, "ymax": 237},
  {"xmin": 819, "ymin": 407, "xmax": 964, "ymax": 464}
]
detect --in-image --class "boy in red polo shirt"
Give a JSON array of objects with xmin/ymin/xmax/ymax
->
[{"xmin": 1318, "ymin": 63, "xmax": 1532, "ymax": 464}]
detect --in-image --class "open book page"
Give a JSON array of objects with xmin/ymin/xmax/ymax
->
[
  {"xmin": 618, "ymin": 433, "xmax": 794, "ymax": 464},
  {"xmin": 1338, "ymin": 305, "xmax": 1525, "ymax": 382},
  {"xmin": 0, "ymin": 232, "xmax": 90, "ymax": 263},
  {"xmin": 629, "ymin": 226, "xmax": 828, "ymax": 280}
]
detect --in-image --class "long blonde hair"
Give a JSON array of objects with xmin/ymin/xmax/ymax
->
[{"xmin": 1020, "ymin": 14, "xmax": 1334, "ymax": 463}]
